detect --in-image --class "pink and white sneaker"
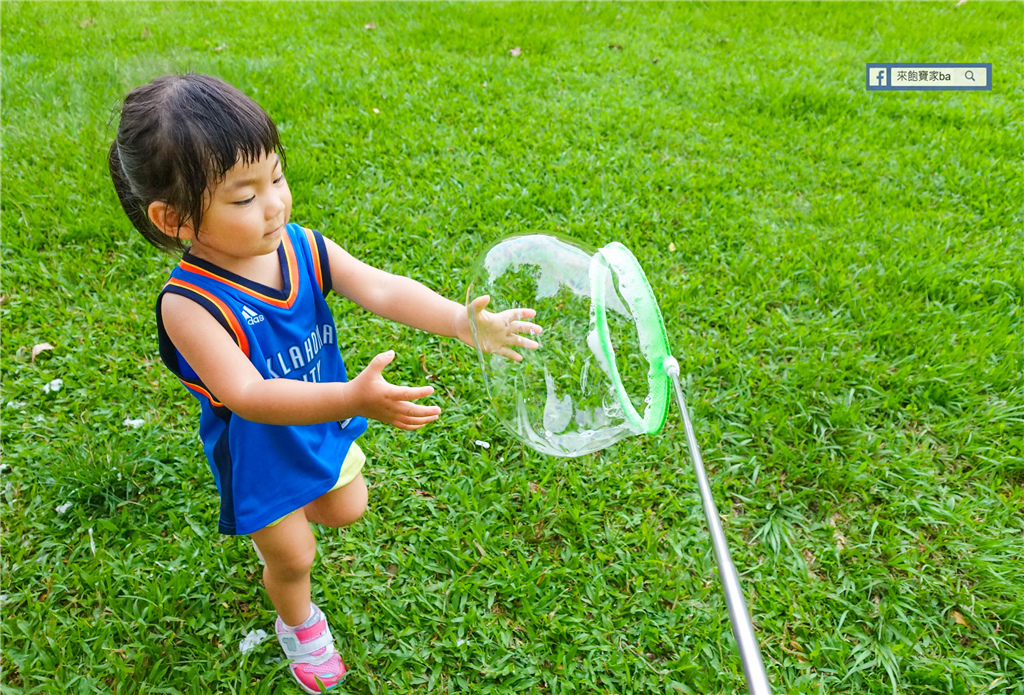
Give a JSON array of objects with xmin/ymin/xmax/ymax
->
[{"xmin": 275, "ymin": 604, "xmax": 346, "ymax": 693}]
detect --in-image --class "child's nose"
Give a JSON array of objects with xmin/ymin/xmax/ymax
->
[{"xmin": 266, "ymin": 193, "xmax": 286, "ymax": 219}]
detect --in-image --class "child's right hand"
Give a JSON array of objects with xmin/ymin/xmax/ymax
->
[{"xmin": 350, "ymin": 350, "xmax": 440, "ymax": 430}]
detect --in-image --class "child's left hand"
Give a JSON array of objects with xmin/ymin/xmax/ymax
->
[{"xmin": 458, "ymin": 295, "xmax": 542, "ymax": 362}]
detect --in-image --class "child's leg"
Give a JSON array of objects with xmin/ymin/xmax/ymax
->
[
  {"xmin": 250, "ymin": 510, "xmax": 317, "ymax": 627},
  {"xmin": 303, "ymin": 472, "xmax": 368, "ymax": 528},
  {"xmin": 254, "ymin": 511, "xmax": 347, "ymax": 692}
]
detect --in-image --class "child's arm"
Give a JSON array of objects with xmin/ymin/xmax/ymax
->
[
  {"xmin": 324, "ymin": 239, "xmax": 542, "ymax": 360},
  {"xmin": 161, "ymin": 293, "xmax": 440, "ymax": 428}
]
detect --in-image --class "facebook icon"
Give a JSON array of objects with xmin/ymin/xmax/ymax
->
[{"xmin": 869, "ymin": 66, "xmax": 888, "ymax": 88}]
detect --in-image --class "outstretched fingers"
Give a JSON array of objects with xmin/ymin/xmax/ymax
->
[
  {"xmin": 389, "ymin": 404, "xmax": 441, "ymax": 429},
  {"xmin": 507, "ymin": 332, "xmax": 540, "ymax": 351},
  {"xmin": 388, "ymin": 385, "xmax": 440, "ymax": 429},
  {"xmin": 391, "ymin": 383, "xmax": 436, "ymax": 402},
  {"xmin": 400, "ymin": 399, "xmax": 441, "ymax": 418},
  {"xmin": 496, "ymin": 346, "xmax": 524, "ymax": 362},
  {"xmin": 393, "ymin": 413, "xmax": 440, "ymax": 430},
  {"xmin": 508, "ymin": 320, "xmax": 543, "ymax": 336},
  {"xmin": 503, "ymin": 307, "xmax": 537, "ymax": 321},
  {"xmin": 469, "ymin": 295, "xmax": 491, "ymax": 314}
]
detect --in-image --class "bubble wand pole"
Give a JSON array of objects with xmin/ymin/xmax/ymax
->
[{"xmin": 664, "ymin": 357, "xmax": 772, "ymax": 695}]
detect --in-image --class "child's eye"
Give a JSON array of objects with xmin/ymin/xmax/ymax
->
[
  {"xmin": 234, "ymin": 196, "xmax": 255, "ymax": 206},
  {"xmin": 274, "ymin": 175, "xmax": 285, "ymax": 184}
]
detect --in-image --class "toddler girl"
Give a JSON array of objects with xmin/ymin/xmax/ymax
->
[{"xmin": 109, "ymin": 73, "xmax": 540, "ymax": 693}]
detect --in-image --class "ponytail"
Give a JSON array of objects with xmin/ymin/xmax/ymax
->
[{"xmin": 108, "ymin": 139, "xmax": 182, "ymax": 252}]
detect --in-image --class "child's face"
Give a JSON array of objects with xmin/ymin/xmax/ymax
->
[{"xmin": 191, "ymin": 150, "xmax": 292, "ymax": 262}]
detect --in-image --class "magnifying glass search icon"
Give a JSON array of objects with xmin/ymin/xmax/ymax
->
[{"xmin": 965, "ymin": 70, "xmax": 976, "ymax": 81}]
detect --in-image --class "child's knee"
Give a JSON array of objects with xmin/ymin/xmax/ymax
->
[
  {"xmin": 312, "ymin": 474, "xmax": 368, "ymax": 528},
  {"xmin": 319, "ymin": 492, "xmax": 367, "ymax": 528},
  {"xmin": 264, "ymin": 535, "xmax": 317, "ymax": 579}
]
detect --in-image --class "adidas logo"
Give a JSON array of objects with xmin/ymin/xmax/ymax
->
[{"xmin": 241, "ymin": 305, "xmax": 265, "ymax": 326}]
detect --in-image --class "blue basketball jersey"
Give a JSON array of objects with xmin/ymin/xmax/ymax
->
[{"xmin": 156, "ymin": 223, "xmax": 367, "ymax": 535}]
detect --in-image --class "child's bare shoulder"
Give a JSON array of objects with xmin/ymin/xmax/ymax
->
[
  {"xmin": 161, "ymin": 292, "xmax": 224, "ymax": 340},
  {"xmin": 161, "ymin": 290, "xmax": 204, "ymax": 318}
]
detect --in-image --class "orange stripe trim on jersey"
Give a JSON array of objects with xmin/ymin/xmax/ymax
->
[
  {"xmin": 165, "ymin": 278, "xmax": 250, "ymax": 358},
  {"xmin": 304, "ymin": 227, "xmax": 324, "ymax": 292},
  {"xmin": 181, "ymin": 379, "xmax": 224, "ymax": 408},
  {"xmin": 178, "ymin": 234, "xmax": 300, "ymax": 309}
]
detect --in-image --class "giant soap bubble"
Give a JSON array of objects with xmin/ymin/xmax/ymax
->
[{"xmin": 467, "ymin": 234, "xmax": 672, "ymax": 457}]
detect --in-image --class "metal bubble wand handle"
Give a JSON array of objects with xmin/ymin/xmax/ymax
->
[{"xmin": 664, "ymin": 357, "xmax": 772, "ymax": 695}]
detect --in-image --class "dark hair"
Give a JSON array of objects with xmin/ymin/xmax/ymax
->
[{"xmin": 109, "ymin": 73, "xmax": 286, "ymax": 252}]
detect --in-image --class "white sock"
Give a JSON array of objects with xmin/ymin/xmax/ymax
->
[{"xmin": 281, "ymin": 603, "xmax": 319, "ymax": 632}]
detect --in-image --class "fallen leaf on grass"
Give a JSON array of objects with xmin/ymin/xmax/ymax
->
[
  {"xmin": 828, "ymin": 513, "xmax": 848, "ymax": 550},
  {"xmin": 668, "ymin": 242, "xmax": 677, "ymax": 252},
  {"xmin": 419, "ymin": 353, "xmax": 436, "ymax": 380},
  {"xmin": 79, "ymin": 17, "xmax": 95, "ymax": 28},
  {"xmin": 783, "ymin": 637, "xmax": 809, "ymax": 663},
  {"xmin": 802, "ymin": 549, "xmax": 821, "ymax": 579},
  {"xmin": 364, "ymin": 22, "xmax": 377, "ymax": 30},
  {"xmin": 951, "ymin": 610, "xmax": 971, "ymax": 628},
  {"xmin": 31, "ymin": 343, "xmax": 54, "ymax": 362}
]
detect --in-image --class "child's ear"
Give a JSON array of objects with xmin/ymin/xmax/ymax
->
[{"xmin": 147, "ymin": 201, "xmax": 196, "ymax": 241}]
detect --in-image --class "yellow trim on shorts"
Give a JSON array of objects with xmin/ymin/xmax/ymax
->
[{"xmin": 265, "ymin": 442, "xmax": 366, "ymax": 528}]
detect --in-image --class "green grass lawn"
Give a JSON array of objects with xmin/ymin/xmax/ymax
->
[{"xmin": 2, "ymin": 2, "xmax": 1022, "ymax": 693}]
